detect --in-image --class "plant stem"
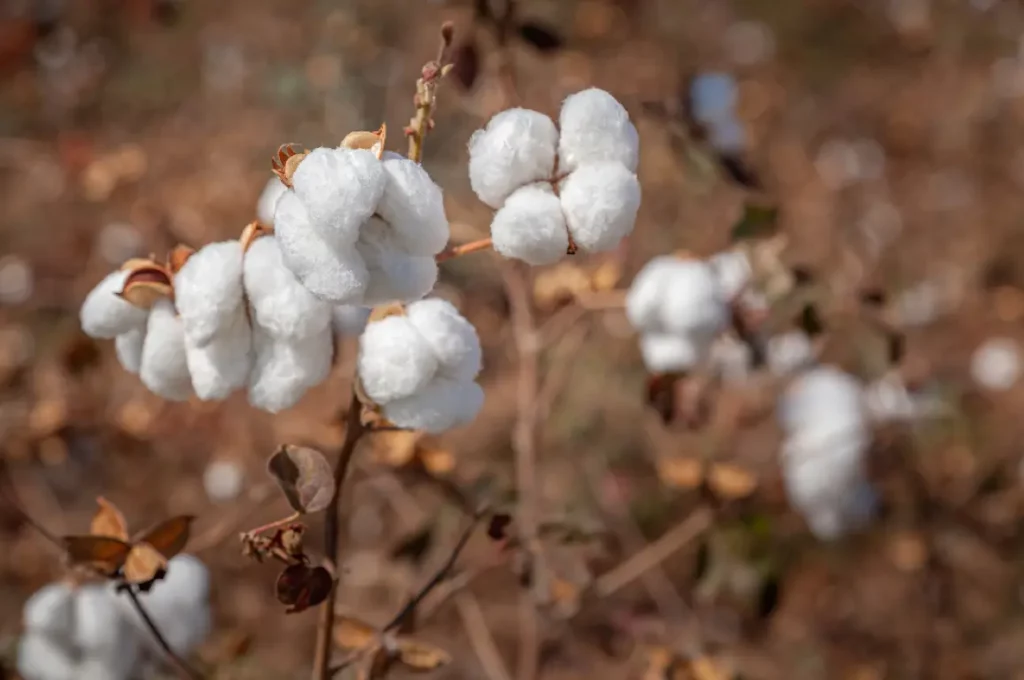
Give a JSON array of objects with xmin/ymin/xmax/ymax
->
[
  {"xmin": 436, "ymin": 237, "xmax": 494, "ymax": 262},
  {"xmin": 311, "ymin": 395, "xmax": 367, "ymax": 680},
  {"xmin": 122, "ymin": 585, "xmax": 205, "ymax": 680}
]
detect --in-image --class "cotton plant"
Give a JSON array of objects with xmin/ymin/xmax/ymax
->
[{"xmin": 468, "ymin": 88, "xmax": 642, "ymax": 265}]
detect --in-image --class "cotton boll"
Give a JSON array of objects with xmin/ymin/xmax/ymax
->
[
  {"xmin": 74, "ymin": 585, "xmax": 139, "ymax": 677},
  {"xmin": 185, "ymin": 308, "xmax": 252, "ymax": 400},
  {"xmin": 558, "ymin": 88, "xmax": 640, "ymax": 173},
  {"xmin": 376, "ymin": 156, "xmax": 450, "ymax": 256},
  {"xmin": 490, "ymin": 183, "xmax": 569, "ymax": 265},
  {"xmin": 140, "ymin": 300, "xmax": 192, "ymax": 401},
  {"xmin": 778, "ymin": 366, "xmax": 865, "ymax": 439},
  {"xmin": 332, "ymin": 305, "xmax": 371, "ymax": 336},
  {"xmin": 406, "ymin": 298, "xmax": 482, "ymax": 380},
  {"xmin": 640, "ymin": 333, "xmax": 701, "ymax": 373},
  {"xmin": 243, "ymin": 236, "xmax": 332, "ymax": 340},
  {"xmin": 658, "ymin": 260, "xmax": 730, "ymax": 342},
  {"xmin": 625, "ymin": 256, "xmax": 680, "ymax": 332},
  {"xmin": 275, "ymin": 192, "xmax": 369, "ymax": 303},
  {"xmin": 256, "ymin": 176, "xmax": 288, "ymax": 226},
  {"xmin": 23, "ymin": 582, "xmax": 75, "ymax": 642},
  {"xmin": 468, "ymin": 108, "xmax": 559, "ymax": 209},
  {"xmin": 357, "ymin": 315, "xmax": 438, "ymax": 403},
  {"xmin": 708, "ymin": 249, "xmax": 752, "ymax": 301},
  {"xmin": 115, "ymin": 327, "xmax": 146, "ymax": 374},
  {"xmin": 17, "ymin": 633, "xmax": 76, "ymax": 680},
  {"xmin": 120, "ymin": 555, "xmax": 211, "ymax": 657},
  {"xmin": 382, "ymin": 377, "xmax": 484, "ymax": 433},
  {"xmin": 80, "ymin": 270, "xmax": 149, "ymax": 339},
  {"xmin": 291, "ymin": 147, "xmax": 385, "ymax": 249},
  {"xmin": 174, "ymin": 241, "xmax": 246, "ymax": 347},
  {"xmin": 78, "ymin": 656, "xmax": 133, "ymax": 680},
  {"xmin": 766, "ymin": 331, "xmax": 815, "ymax": 376},
  {"xmin": 560, "ymin": 162, "xmax": 641, "ymax": 253},
  {"xmin": 248, "ymin": 325, "xmax": 333, "ymax": 413},
  {"xmin": 355, "ymin": 218, "xmax": 438, "ymax": 305}
]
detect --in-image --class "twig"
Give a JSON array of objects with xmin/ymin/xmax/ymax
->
[
  {"xmin": 593, "ymin": 507, "xmax": 713, "ymax": 598},
  {"xmin": 383, "ymin": 506, "xmax": 488, "ymax": 632},
  {"xmin": 312, "ymin": 395, "xmax": 368, "ymax": 680},
  {"xmin": 456, "ymin": 592, "xmax": 513, "ymax": 680},
  {"xmin": 407, "ymin": 23, "xmax": 455, "ymax": 163},
  {"xmin": 121, "ymin": 585, "xmax": 205, "ymax": 680},
  {"xmin": 436, "ymin": 237, "xmax": 494, "ymax": 262}
]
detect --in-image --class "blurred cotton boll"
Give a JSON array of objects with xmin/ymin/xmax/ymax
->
[
  {"xmin": 256, "ymin": 177, "xmax": 288, "ymax": 226},
  {"xmin": 766, "ymin": 331, "xmax": 816, "ymax": 376},
  {"xmin": 203, "ymin": 458, "xmax": 245, "ymax": 502},
  {"xmin": 971, "ymin": 336, "xmax": 1021, "ymax": 391},
  {"xmin": 0, "ymin": 256, "xmax": 34, "ymax": 306}
]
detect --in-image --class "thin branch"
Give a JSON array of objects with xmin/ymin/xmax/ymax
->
[
  {"xmin": 407, "ymin": 23, "xmax": 455, "ymax": 162},
  {"xmin": 121, "ymin": 585, "xmax": 205, "ymax": 680},
  {"xmin": 436, "ymin": 237, "xmax": 494, "ymax": 262},
  {"xmin": 312, "ymin": 394, "xmax": 368, "ymax": 680}
]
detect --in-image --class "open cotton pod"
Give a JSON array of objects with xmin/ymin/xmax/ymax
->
[
  {"xmin": 140, "ymin": 299, "xmax": 192, "ymax": 401},
  {"xmin": 490, "ymin": 183, "xmax": 569, "ymax": 265},
  {"xmin": 468, "ymin": 108, "xmax": 559, "ymax": 209},
  {"xmin": 80, "ymin": 258, "xmax": 172, "ymax": 339},
  {"xmin": 558, "ymin": 88, "xmax": 640, "ymax": 174}
]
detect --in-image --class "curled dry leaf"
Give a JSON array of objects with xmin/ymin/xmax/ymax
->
[
  {"xmin": 267, "ymin": 445, "xmax": 335, "ymax": 514},
  {"xmin": 118, "ymin": 261, "xmax": 174, "ymax": 309},
  {"xmin": 334, "ymin": 615, "xmax": 379, "ymax": 650},
  {"xmin": 63, "ymin": 536, "xmax": 132, "ymax": 576},
  {"xmin": 91, "ymin": 496, "xmax": 129, "ymax": 540},
  {"xmin": 275, "ymin": 563, "xmax": 333, "ymax": 614}
]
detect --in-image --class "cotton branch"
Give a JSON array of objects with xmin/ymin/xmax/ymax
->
[{"xmin": 407, "ymin": 22, "xmax": 456, "ymax": 163}]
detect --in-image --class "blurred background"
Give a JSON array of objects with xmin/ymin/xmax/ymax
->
[{"xmin": 2, "ymin": 0, "xmax": 1024, "ymax": 678}]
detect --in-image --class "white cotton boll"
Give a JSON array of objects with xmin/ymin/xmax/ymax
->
[
  {"xmin": 332, "ymin": 305, "xmax": 371, "ymax": 336},
  {"xmin": 185, "ymin": 308, "xmax": 252, "ymax": 400},
  {"xmin": 78, "ymin": 656, "xmax": 132, "ymax": 680},
  {"xmin": 73, "ymin": 585, "xmax": 138, "ymax": 676},
  {"xmin": 291, "ymin": 147, "xmax": 385, "ymax": 249},
  {"xmin": 767, "ymin": 331, "xmax": 815, "ymax": 376},
  {"xmin": 708, "ymin": 249, "xmax": 752, "ymax": 301},
  {"xmin": 560, "ymin": 162, "xmax": 641, "ymax": 253},
  {"xmin": 140, "ymin": 300, "xmax": 192, "ymax": 401},
  {"xmin": 468, "ymin": 108, "xmax": 559, "ymax": 209},
  {"xmin": 17, "ymin": 633, "xmax": 76, "ymax": 680},
  {"xmin": 490, "ymin": 183, "xmax": 569, "ymax": 265},
  {"xmin": 558, "ymin": 88, "xmax": 640, "ymax": 174},
  {"xmin": 23, "ymin": 582, "xmax": 75, "ymax": 641},
  {"xmin": 256, "ymin": 176, "xmax": 288, "ymax": 226},
  {"xmin": 625, "ymin": 256, "xmax": 680, "ymax": 333},
  {"xmin": 120, "ymin": 555, "xmax": 211, "ymax": 657},
  {"xmin": 355, "ymin": 218, "xmax": 438, "ymax": 305},
  {"xmin": 382, "ymin": 377, "xmax": 484, "ymax": 433},
  {"xmin": 357, "ymin": 315, "xmax": 438, "ymax": 403},
  {"xmin": 406, "ymin": 298, "xmax": 482, "ymax": 380},
  {"xmin": 80, "ymin": 270, "xmax": 148, "ymax": 339},
  {"xmin": 690, "ymin": 72, "xmax": 738, "ymax": 125},
  {"xmin": 248, "ymin": 325, "xmax": 333, "ymax": 413},
  {"xmin": 243, "ymin": 236, "xmax": 332, "ymax": 340},
  {"xmin": 658, "ymin": 260, "xmax": 730, "ymax": 341},
  {"xmin": 778, "ymin": 366, "xmax": 866, "ymax": 438},
  {"xmin": 174, "ymin": 241, "xmax": 245, "ymax": 347},
  {"xmin": 640, "ymin": 333, "xmax": 701, "ymax": 373},
  {"xmin": 275, "ymin": 191, "xmax": 369, "ymax": 304},
  {"xmin": 377, "ymin": 156, "xmax": 450, "ymax": 256},
  {"xmin": 115, "ymin": 327, "xmax": 146, "ymax": 374},
  {"xmin": 970, "ymin": 336, "xmax": 1021, "ymax": 391}
]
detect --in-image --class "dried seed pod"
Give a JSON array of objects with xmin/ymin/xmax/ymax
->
[
  {"xmin": 239, "ymin": 221, "xmax": 273, "ymax": 253},
  {"xmin": 118, "ymin": 261, "xmax": 173, "ymax": 309},
  {"xmin": 341, "ymin": 123, "xmax": 387, "ymax": 160},
  {"xmin": 271, "ymin": 144, "xmax": 309, "ymax": 188}
]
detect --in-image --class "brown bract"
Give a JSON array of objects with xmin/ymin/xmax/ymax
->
[
  {"xmin": 117, "ymin": 259, "xmax": 174, "ymax": 309},
  {"xmin": 341, "ymin": 123, "xmax": 387, "ymax": 160},
  {"xmin": 271, "ymin": 144, "xmax": 308, "ymax": 188},
  {"xmin": 239, "ymin": 220, "xmax": 274, "ymax": 253}
]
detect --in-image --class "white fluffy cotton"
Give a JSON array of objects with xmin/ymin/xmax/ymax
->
[
  {"xmin": 115, "ymin": 327, "xmax": 146, "ymax": 374},
  {"xmin": 22, "ymin": 583, "xmax": 74, "ymax": 642},
  {"xmin": 381, "ymin": 377, "xmax": 485, "ymax": 433},
  {"xmin": 376, "ymin": 156, "xmax": 450, "ymax": 256},
  {"xmin": 140, "ymin": 299, "xmax": 192, "ymax": 401},
  {"xmin": 358, "ymin": 315, "xmax": 439, "ymax": 403},
  {"xmin": 406, "ymin": 298, "xmax": 483, "ymax": 380},
  {"xmin": 80, "ymin": 270, "xmax": 148, "ymax": 339},
  {"xmin": 256, "ymin": 176, "xmax": 288, "ymax": 226},
  {"xmin": 332, "ymin": 305, "xmax": 371, "ymax": 336},
  {"xmin": 17, "ymin": 634, "xmax": 76, "ymax": 680},
  {"xmin": 185, "ymin": 308, "xmax": 252, "ymax": 400},
  {"xmin": 766, "ymin": 331, "xmax": 815, "ymax": 376},
  {"xmin": 708, "ymin": 249, "xmax": 752, "ymax": 301},
  {"xmin": 558, "ymin": 88, "xmax": 639, "ymax": 173},
  {"xmin": 559, "ymin": 162, "xmax": 641, "ymax": 253},
  {"xmin": 243, "ymin": 235, "xmax": 332, "ymax": 340},
  {"xmin": 468, "ymin": 108, "xmax": 559, "ymax": 209},
  {"xmin": 248, "ymin": 324, "xmax": 333, "ymax": 413},
  {"xmin": 174, "ymin": 241, "xmax": 246, "ymax": 347},
  {"xmin": 640, "ymin": 333, "xmax": 700, "ymax": 373},
  {"xmin": 355, "ymin": 217, "xmax": 439, "ymax": 305},
  {"xmin": 490, "ymin": 183, "xmax": 569, "ymax": 265}
]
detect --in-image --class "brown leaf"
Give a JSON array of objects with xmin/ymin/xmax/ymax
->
[
  {"xmin": 418, "ymin": 445, "xmax": 455, "ymax": 476},
  {"xmin": 707, "ymin": 463, "xmax": 758, "ymax": 500},
  {"xmin": 122, "ymin": 543, "xmax": 168, "ymax": 584},
  {"xmin": 657, "ymin": 457, "xmax": 704, "ymax": 490},
  {"xmin": 63, "ymin": 536, "xmax": 132, "ymax": 575},
  {"xmin": 396, "ymin": 638, "xmax": 452, "ymax": 672},
  {"xmin": 91, "ymin": 497, "xmax": 130, "ymax": 542},
  {"xmin": 275, "ymin": 564, "xmax": 333, "ymax": 613},
  {"xmin": 134, "ymin": 515, "xmax": 193, "ymax": 559},
  {"xmin": 334, "ymin": 615, "xmax": 378, "ymax": 650},
  {"xmin": 267, "ymin": 445, "xmax": 335, "ymax": 514}
]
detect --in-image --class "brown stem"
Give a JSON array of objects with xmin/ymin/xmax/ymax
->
[
  {"xmin": 311, "ymin": 395, "xmax": 368, "ymax": 680},
  {"xmin": 436, "ymin": 237, "xmax": 494, "ymax": 262},
  {"xmin": 122, "ymin": 585, "xmax": 205, "ymax": 680}
]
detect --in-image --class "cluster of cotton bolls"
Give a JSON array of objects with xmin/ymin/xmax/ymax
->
[
  {"xmin": 357, "ymin": 299, "xmax": 484, "ymax": 433},
  {"xmin": 18, "ymin": 555, "xmax": 210, "ymax": 680},
  {"xmin": 469, "ymin": 88, "xmax": 641, "ymax": 265}
]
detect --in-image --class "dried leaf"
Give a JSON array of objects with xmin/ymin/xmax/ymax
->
[
  {"xmin": 239, "ymin": 222, "xmax": 273, "ymax": 253},
  {"xmin": 276, "ymin": 563, "xmax": 333, "ymax": 613},
  {"xmin": 134, "ymin": 515, "xmax": 194, "ymax": 558},
  {"xmin": 63, "ymin": 536, "xmax": 132, "ymax": 575},
  {"xmin": 396, "ymin": 639, "xmax": 452, "ymax": 671},
  {"xmin": 334, "ymin": 615, "xmax": 378, "ymax": 650},
  {"xmin": 451, "ymin": 40, "xmax": 480, "ymax": 90},
  {"xmin": 119, "ymin": 265, "xmax": 173, "ymax": 309},
  {"xmin": 418, "ymin": 445, "xmax": 455, "ymax": 476},
  {"xmin": 267, "ymin": 445, "xmax": 335, "ymax": 514},
  {"xmin": 91, "ymin": 497, "xmax": 130, "ymax": 541},
  {"xmin": 341, "ymin": 124, "xmax": 387, "ymax": 160},
  {"xmin": 371, "ymin": 430, "xmax": 420, "ymax": 468},
  {"xmin": 707, "ymin": 463, "xmax": 757, "ymax": 500},
  {"xmin": 122, "ymin": 542, "xmax": 168, "ymax": 584},
  {"xmin": 657, "ymin": 457, "xmax": 704, "ymax": 490},
  {"xmin": 517, "ymin": 20, "xmax": 565, "ymax": 53}
]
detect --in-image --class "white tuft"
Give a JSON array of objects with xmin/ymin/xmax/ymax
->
[
  {"xmin": 382, "ymin": 377, "xmax": 484, "ymax": 433},
  {"xmin": 290, "ymin": 147, "xmax": 386, "ymax": 249},
  {"xmin": 274, "ymin": 191, "xmax": 369, "ymax": 303},
  {"xmin": 766, "ymin": 331, "xmax": 815, "ymax": 376},
  {"xmin": 203, "ymin": 459, "xmax": 245, "ymax": 503},
  {"xmin": 377, "ymin": 156, "xmax": 450, "ymax": 256},
  {"xmin": 560, "ymin": 162, "xmax": 641, "ymax": 253},
  {"xmin": 970, "ymin": 336, "xmax": 1021, "ymax": 391},
  {"xmin": 406, "ymin": 298, "xmax": 483, "ymax": 381},
  {"xmin": 174, "ymin": 241, "xmax": 246, "ymax": 347},
  {"xmin": 115, "ymin": 327, "xmax": 146, "ymax": 375},
  {"xmin": 708, "ymin": 249, "xmax": 752, "ymax": 301},
  {"xmin": 23, "ymin": 582, "xmax": 75, "ymax": 642},
  {"xmin": 247, "ymin": 325, "xmax": 333, "ymax": 413},
  {"xmin": 140, "ymin": 300, "xmax": 192, "ymax": 401},
  {"xmin": 355, "ymin": 217, "xmax": 438, "ymax": 305},
  {"xmin": 184, "ymin": 308, "xmax": 253, "ymax": 400},
  {"xmin": 357, "ymin": 315, "xmax": 438, "ymax": 403},
  {"xmin": 625, "ymin": 256, "xmax": 680, "ymax": 333},
  {"xmin": 468, "ymin": 108, "xmax": 559, "ymax": 209},
  {"xmin": 256, "ymin": 176, "xmax": 288, "ymax": 226},
  {"xmin": 658, "ymin": 260, "xmax": 730, "ymax": 341},
  {"xmin": 332, "ymin": 305, "xmax": 371, "ymax": 336},
  {"xmin": 17, "ymin": 633, "xmax": 77, "ymax": 680},
  {"xmin": 558, "ymin": 88, "xmax": 639, "ymax": 173},
  {"xmin": 243, "ymin": 235, "xmax": 332, "ymax": 340},
  {"xmin": 490, "ymin": 183, "xmax": 569, "ymax": 265},
  {"xmin": 639, "ymin": 333, "xmax": 701, "ymax": 373},
  {"xmin": 80, "ymin": 270, "xmax": 148, "ymax": 339}
]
